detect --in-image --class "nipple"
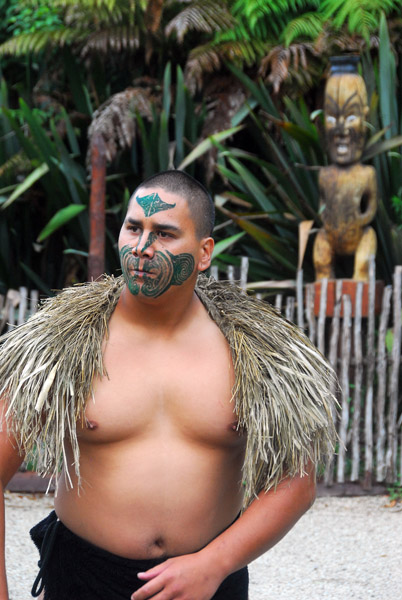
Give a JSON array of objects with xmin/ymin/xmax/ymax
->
[{"xmin": 85, "ymin": 419, "xmax": 98, "ymax": 431}]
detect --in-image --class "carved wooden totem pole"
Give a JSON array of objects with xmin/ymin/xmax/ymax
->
[{"xmin": 313, "ymin": 56, "xmax": 377, "ymax": 282}]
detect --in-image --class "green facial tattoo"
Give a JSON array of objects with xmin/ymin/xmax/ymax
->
[
  {"xmin": 136, "ymin": 192, "xmax": 176, "ymax": 216},
  {"xmin": 120, "ymin": 244, "xmax": 195, "ymax": 298}
]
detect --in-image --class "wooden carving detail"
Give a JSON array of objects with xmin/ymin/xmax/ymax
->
[{"xmin": 313, "ymin": 56, "xmax": 377, "ymax": 282}]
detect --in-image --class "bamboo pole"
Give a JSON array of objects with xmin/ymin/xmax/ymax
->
[
  {"xmin": 363, "ymin": 257, "xmax": 376, "ymax": 488},
  {"xmin": 324, "ymin": 279, "xmax": 343, "ymax": 486},
  {"xmin": 386, "ymin": 266, "xmax": 402, "ymax": 482},
  {"xmin": 351, "ymin": 282, "xmax": 363, "ymax": 481},
  {"xmin": 375, "ymin": 285, "xmax": 392, "ymax": 482},
  {"xmin": 337, "ymin": 294, "xmax": 352, "ymax": 483}
]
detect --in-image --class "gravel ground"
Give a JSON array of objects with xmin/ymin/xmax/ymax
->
[{"xmin": 4, "ymin": 492, "xmax": 401, "ymax": 600}]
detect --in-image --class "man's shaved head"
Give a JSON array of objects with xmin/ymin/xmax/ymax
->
[{"xmin": 132, "ymin": 170, "xmax": 215, "ymax": 239}]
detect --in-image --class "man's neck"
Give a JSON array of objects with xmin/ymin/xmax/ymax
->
[{"xmin": 115, "ymin": 282, "xmax": 202, "ymax": 335}]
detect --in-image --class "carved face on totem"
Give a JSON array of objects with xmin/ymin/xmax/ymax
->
[
  {"xmin": 118, "ymin": 186, "xmax": 212, "ymax": 299},
  {"xmin": 324, "ymin": 73, "xmax": 369, "ymax": 165}
]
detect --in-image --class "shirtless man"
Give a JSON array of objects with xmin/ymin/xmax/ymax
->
[{"xmin": 0, "ymin": 171, "xmax": 332, "ymax": 600}]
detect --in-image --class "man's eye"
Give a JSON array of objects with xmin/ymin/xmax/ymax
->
[{"xmin": 158, "ymin": 231, "xmax": 170, "ymax": 238}]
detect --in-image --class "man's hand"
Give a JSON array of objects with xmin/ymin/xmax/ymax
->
[{"xmin": 131, "ymin": 552, "xmax": 223, "ymax": 600}]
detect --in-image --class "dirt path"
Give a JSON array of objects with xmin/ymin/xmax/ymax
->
[{"xmin": 5, "ymin": 492, "xmax": 401, "ymax": 599}]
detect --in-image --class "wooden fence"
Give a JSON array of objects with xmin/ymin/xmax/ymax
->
[{"xmin": 1, "ymin": 261, "xmax": 402, "ymax": 488}]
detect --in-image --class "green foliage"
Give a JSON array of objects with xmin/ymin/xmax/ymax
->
[
  {"xmin": 321, "ymin": 0, "xmax": 399, "ymax": 41},
  {"xmin": 0, "ymin": 63, "xmax": 214, "ymax": 291},
  {"xmin": 391, "ymin": 196, "xmax": 402, "ymax": 227},
  {"xmin": 212, "ymin": 41, "xmax": 402, "ymax": 284},
  {"xmin": 0, "ymin": 90, "xmax": 90, "ymax": 292},
  {"xmin": 4, "ymin": 1, "xmax": 62, "ymax": 37},
  {"xmin": 387, "ymin": 484, "xmax": 402, "ymax": 502},
  {"xmin": 361, "ymin": 13, "xmax": 402, "ymax": 281},
  {"xmin": 282, "ymin": 12, "xmax": 325, "ymax": 46}
]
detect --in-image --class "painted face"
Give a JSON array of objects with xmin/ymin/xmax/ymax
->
[
  {"xmin": 324, "ymin": 73, "xmax": 368, "ymax": 165},
  {"xmin": 118, "ymin": 187, "xmax": 199, "ymax": 299}
]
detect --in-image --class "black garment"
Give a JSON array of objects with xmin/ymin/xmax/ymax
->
[{"xmin": 30, "ymin": 511, "xmax": 249, "ymax": 600}]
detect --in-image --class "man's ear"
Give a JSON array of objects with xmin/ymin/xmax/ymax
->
[{"xmin": 197, "ymin": 237, "xmax": 214, "ymax": 272}]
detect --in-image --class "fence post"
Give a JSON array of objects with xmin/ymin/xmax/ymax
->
[
  {"xmin": 376, "ymin": 285, "xmax": 392, "ymax": 481},
  {"xmin": 337, "ymin": 294, "xmax": 352, "ymax": 483},
  {"xmin": 363, "ymin": 257, "xmax": 376, "ymax": 489},
  {"xmin": 351, "ymin": 282, "xmax": 363, "ymax": 481},
  {"xmin": 317, "ymin": 278, "xmax": 328, "ymax": 355},
  {"xmin": 386, "ymin": 266, "xmax": 402, "ymax": 482},
  {"xmin": 324, "ymin": 279, "xmax": 343, "ymax": 486},
  {"xmin": 296, "ymin": 269, "xmax": 304, "ymax": 329}
]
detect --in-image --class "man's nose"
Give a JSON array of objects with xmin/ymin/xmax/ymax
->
[{"xmin": 132, "ymin": 231, "xmax": 157, "ymax": 258}]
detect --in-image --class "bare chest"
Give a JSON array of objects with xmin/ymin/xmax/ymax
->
[{"xmin": 82, "ymin": 326, "xmax": 240, "ymax": 447}]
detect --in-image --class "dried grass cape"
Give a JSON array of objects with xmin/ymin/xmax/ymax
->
[{"xmin": 0, "ymin": 275, "xmax": 337, "ymax": 508}]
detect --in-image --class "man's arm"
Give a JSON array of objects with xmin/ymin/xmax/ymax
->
[
  {"xmin": 0, "ymin": 400, "xmax": 25, "ymax": 600},
  {"xmin": 132, "ymin": 462, "xmax": 316, "ymax": 600}
]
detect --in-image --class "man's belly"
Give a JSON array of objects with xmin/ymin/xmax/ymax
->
[{"xmin": 54, "ymin": 437, "xmax": 245, "ymax": 559}]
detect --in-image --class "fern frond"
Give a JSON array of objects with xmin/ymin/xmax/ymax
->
[
  {"xmin": 81, "ymin": 25, "xmax": 141, "ymax": 56},
  {"xmin": 165, "ymin": 0, "xmax": 233, "ymax": 43},
  {"xmin": 87, "ymin": 86, "xmax": 154, "ymax": 164},
  {"xmin": 185, "ymin": 44, "xmax": 223, "ymax": 92},
  {"xmin": 63, "ymin": 4, "xmax": 127, "ymax": 28},
  {"xmin": 0, "ymin": 151, "xmax": 32, "ymax": 181},
  {"xmin": 320, "ymin": 0, "xmax": 398, "ymax": 40},
  {"xmin": 144, "ymin": 0, "xmax": 164, "ymax": 34},
  {"xmin": 0, "ymin": 28, "xmax": 77, "ymax": 56},
  {"xmin": 52, "ymin": 0, "xmax": 119, "ymax": 10},
  {"xmin": 259, "ymin": 43, "xmax": 316, "ymax": 94},
  {"xmin": 283, "ymin": 13, "xmax": 324, "ymax": 46}
]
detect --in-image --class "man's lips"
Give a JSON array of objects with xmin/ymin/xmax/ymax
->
[{"xmin": 129, "ymin": 265, "xmax": 155, "ymax": 277}]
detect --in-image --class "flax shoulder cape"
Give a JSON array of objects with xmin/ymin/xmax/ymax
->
[{"xmin": 0, "ymin": 274, "xmax": 337, "ymax": 508}]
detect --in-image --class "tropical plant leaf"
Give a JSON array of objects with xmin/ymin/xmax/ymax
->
[
  {"xmin": 212, "ymin": 231, "xmax": 245, "ymax": 260},
  {"xmin": 362, "ymin": 136, "xmax": 402, "ymax": 161},
  {"xmin": 37, "ymin": 204, "xmax": 86, "ymax": 242},
  {"xmin": 177, "ymin": 125, "xmax": 243, "ymax": 170},
  {"xmin": 1, "ymin": 163, "xmax": 49, "ymax": 209}
]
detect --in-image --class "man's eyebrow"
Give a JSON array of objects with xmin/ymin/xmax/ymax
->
[{"xmin": 126, "ymin": 217, "xmax": 182, "ymax": 233}]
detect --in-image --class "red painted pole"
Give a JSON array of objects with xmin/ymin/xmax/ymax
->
[{"xmin": 88, "ymin": 134, "xmax": 107, "ymax": 280}]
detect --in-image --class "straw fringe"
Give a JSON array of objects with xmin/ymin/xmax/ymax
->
[{"xmin": 0, "ymin": 274, "xmax": 337, "ymax": 507}]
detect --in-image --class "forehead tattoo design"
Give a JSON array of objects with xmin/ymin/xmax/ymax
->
[
  {"xmin": 136, "ymin": 192, "xmax": 176, "ymax": 217},
  {"xmin": 120, "ymin": 244, "xmax": 195, "ymax": 298}
]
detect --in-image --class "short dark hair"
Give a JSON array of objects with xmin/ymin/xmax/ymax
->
[{"xmin": 133, "ymin": 170, "xmax": 215, "ymax": 238}]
